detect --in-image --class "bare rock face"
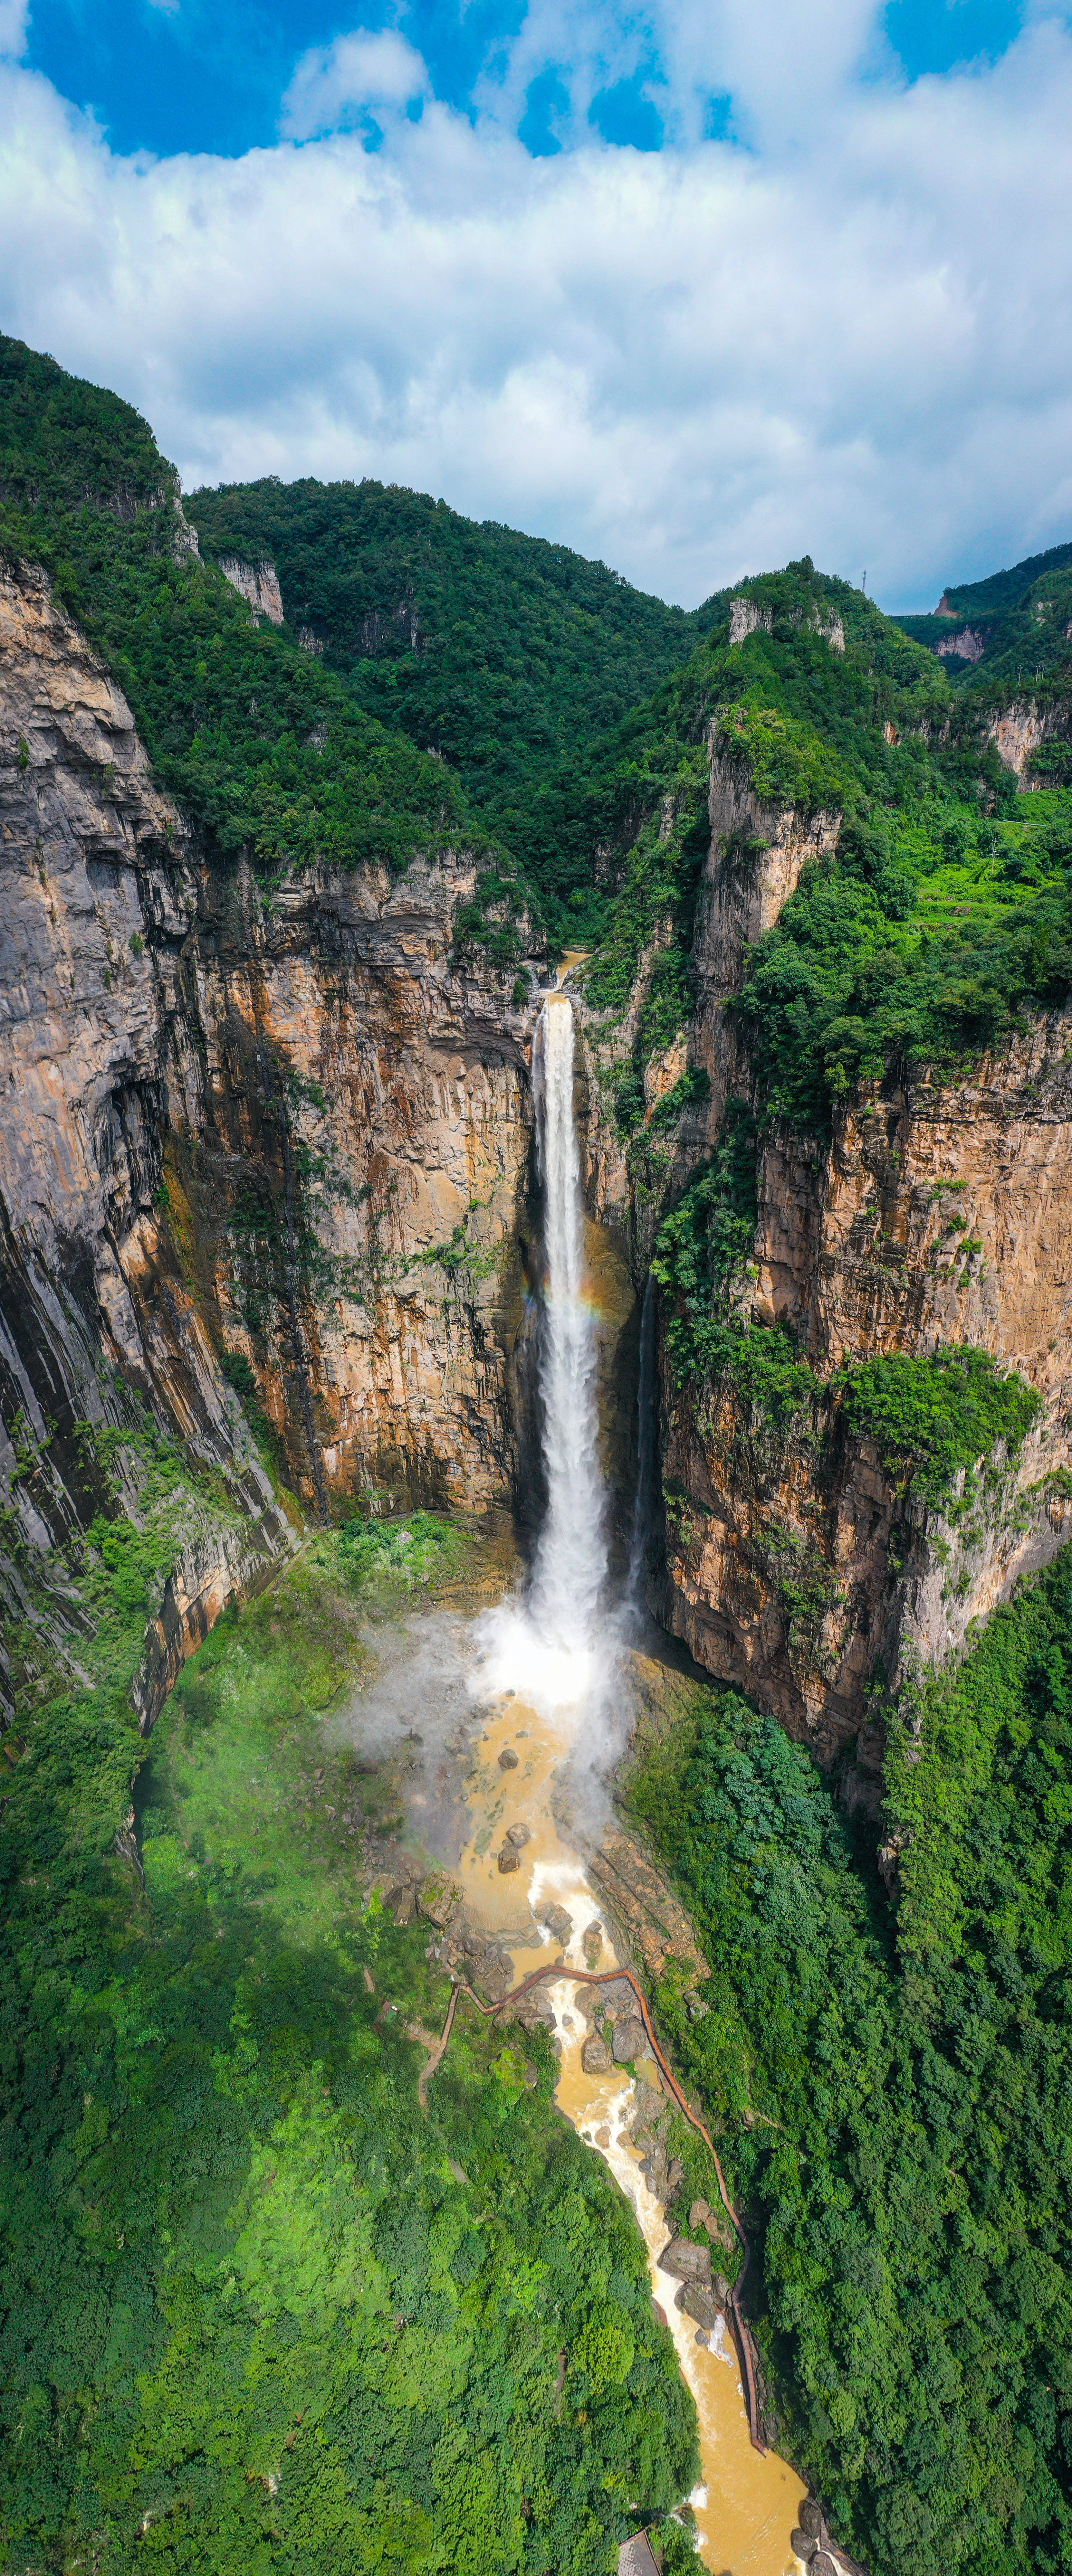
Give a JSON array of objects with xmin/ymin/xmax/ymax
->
[
  {"xmin": 216, "ymin": 554, "xmax": 284, "ymax": 626},
  {"xmin": 661, "ymin": 1013, "xmax": 1072, "ymax": 1761},
  {"xmin": 0, "ymin": 556, "xmax": 534, "ymax": 1716},
  {"xmin": 986, "ymin": 695, "xmax": 1071, "ymax": 780},
  {"xmin": 576, "ymin": 735, "xmax": 841, "ymax": 1254}
]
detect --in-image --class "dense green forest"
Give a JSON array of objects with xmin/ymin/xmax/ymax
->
[
  {"xmin": 0, "ymin": 337, "xmax": 484, "ymax": 887},
  {"xmin": 187, "ymin": 476, "xmax": 712, "ymax": 921},
  {"xmin": 575, "ymin": 558, "xmax": 1072, "ymax": 1153},
  {"xmin": 0, "ymin": 1444, "xmax": 697, "ymax": 2574},
  {"xmin": 629, "ymin": 1545, "xmax": 1072, "ymax": 2576}
]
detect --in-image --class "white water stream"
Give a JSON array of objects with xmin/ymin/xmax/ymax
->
[{"xmin": 455, "ymin": 996, "xmax": 806, "ymax": 2570}]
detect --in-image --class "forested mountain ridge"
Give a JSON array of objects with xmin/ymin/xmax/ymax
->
[
  {"xmin": 187, "ymin": 475, "xmax": 714, "ymax": 931},
  {"xmin": 891, "ymin": 536, "xmax": 1072, "ymax": 730},
  {"xmin": 572, "ymin": 557, "xmax": 1072, "ymax": 2576}
]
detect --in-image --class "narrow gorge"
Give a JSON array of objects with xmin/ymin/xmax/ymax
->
[{"xmin": 4, "ymin": 332, "xmax": 1072, "ymax": 2576}]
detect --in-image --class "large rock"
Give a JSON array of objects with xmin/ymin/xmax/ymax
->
[
  {"xmin": 581, "ymin": 2033, "xmax": 612, "ymax": 2074},
  {"xmin": 658, "ymin": 2236, "xmax": 712, "ymax": 2285},
  {"xmin": 0, "ymin": 552, "xmax": 539, "ymax": 1723},
  {"xmin": 676, "ymin": 2281, "xmax": 723, "ymax": 2331},
  {"xmin": 612, "ymin": 2016, "xmax": 647, "ymax": 2063}
]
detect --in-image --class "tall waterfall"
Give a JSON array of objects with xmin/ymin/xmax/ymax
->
[{"xmin": 529, "ymin": 999, "xmax": 608, "ymax": 1647}]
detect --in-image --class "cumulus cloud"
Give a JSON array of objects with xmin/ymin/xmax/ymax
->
[
  {"xmin": 0, "ymin": 0, "xmax": 28, "ymax": 60},
  {"xmin": 0, "ymin": 13, "xmax": 1071, "ymax": 606},
  {"xmin": 473, "ymin": 0, "xmax": 887, "ymax": 147},
  {"xmin": 281, "ymin": 29, "xmax": 431, "ymax": 140}
]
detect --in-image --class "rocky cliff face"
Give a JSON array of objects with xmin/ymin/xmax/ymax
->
[
  {"xmin": 0, "ymin": 555, "xmax": 536, "ymax": 1717},
  {"xmin": 577, "ymin": 714, "xmax": 1072, "ymax": 1784}
]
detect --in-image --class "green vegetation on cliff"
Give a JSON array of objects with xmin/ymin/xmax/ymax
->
[
  {"xmin": 0, "ymin": 1496, "xmax": 697, "ymax": 2573},
  {"xmin": 651, "ymin": 1127, "xmax": 1041, "ymax": 1487},
  {"xmin": 574, "ymin": 558, "xmax": 1072, "ymax": 1139},
  {"xmin": 629, "ymin": 1546, "xmax": 1072, "ymax": 2576},
  {"xmin": 0, "ymin": 336, "xmax": 479, "ymax": 884},
  {"xmin": 186, "ymin": 475, "xmax": 708, "ymax": 921},
  {"xmin": 891, "ymin": 539, "xmax": 1072, "ymax": 725}
]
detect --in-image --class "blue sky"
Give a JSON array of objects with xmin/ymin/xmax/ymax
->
[
  {"xmin": 23, "ymin": 0, "xmax": 1029, "ymax": 157},
  {"xmin": 1, "ymin": 0, "xmax": 1071, "ymax": 607}
]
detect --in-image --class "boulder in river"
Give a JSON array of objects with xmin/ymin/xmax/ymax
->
[
  {"xmin": 658, "ymin": 2235, "xmax": 712, "ymax": 2285},
  {"xmin": 505, "ymin": 1821, "xmax": 530, "ymax": 1846},
  {"xmin": 498, "ymin": 1747, "xmax": 519, "ymax": 1770},
  {"xmin": 542, "ymin": 1903, "xmax": 573, "ymax": 1944},
  {"xmin": 595, "ymin": 1976, "xmax": 636, "ymax": 2019},
  {"xmin": 581, "ymin": 2032, "xmax": 612, "ymax": 2073},
  {"xmin": 791, "ymin": 2532, "xmax": 818, "ymax": 2563},
  {"xmin": 798, "ymin": 2501, "xmax": 823, "ymax": 2542},
  {"xmin": 612, "ymin": 2016, "xmax": 646, "ymax": 2063},
  {"xmin": 497, "ymin": 1847, "xmax": 520, "ymax": 1873},
  {"xmin": 677, "ymin": 2281, "xmax": 723, "ymax": 2331},
  {"xmin": 810, "ymin": 2554, "xmax": 838, "ymax": 2576}
]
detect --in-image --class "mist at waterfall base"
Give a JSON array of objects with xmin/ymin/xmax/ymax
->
[
  {"xmin": 334, "ymin": 994, "xmax": 646, "ymax": 1823},
  {"xmin": 471, "ymin": 996, "xmax": 636, "ymax": 1790}
]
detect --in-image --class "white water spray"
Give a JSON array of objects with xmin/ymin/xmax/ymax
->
[
  {"xmin": 473, "ymin": 996, "xmax": 612, "ymax": 1721},
  {"xmin": 529, "ymin": 999, "xmax": 608, "ymax": 1648}
]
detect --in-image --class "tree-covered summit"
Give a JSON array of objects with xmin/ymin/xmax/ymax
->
[
  {"xmin": 0, "ymin": 335, "xmax": 171, "ymax": 517},
  {"xmin": 186, "ymin": 473, "xmax": 715, "ymax": 902},
  {"xmin": 573, "ymin": 553, "xmax": 1072, "ymax": 1138},
  {"xmin": 0, "ymin": 335, "xmax": 476, "ymax": 885}
]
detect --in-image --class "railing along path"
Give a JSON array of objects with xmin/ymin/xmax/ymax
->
[{"xmin": 425, "ymin": 1952, "xmax": 765, "ymax": 2453}]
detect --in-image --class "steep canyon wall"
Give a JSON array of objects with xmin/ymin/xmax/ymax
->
[
  {"xmin": 576, "ymin": 725, "xmax": 1072, "ymax": 1785},
  {"xmin": 0, "ymin": 556, "xmax": 535, "ymax": 1719}
]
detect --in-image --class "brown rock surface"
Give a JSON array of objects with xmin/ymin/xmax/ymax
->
[{"xmin": 0, "ymin": 554, "xmax": 534, "ymax": 1718}]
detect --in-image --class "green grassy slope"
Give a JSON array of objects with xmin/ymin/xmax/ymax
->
[{"xmin": 628, "ymin": 1545, "xmax": 1072, "ymax": 2576}]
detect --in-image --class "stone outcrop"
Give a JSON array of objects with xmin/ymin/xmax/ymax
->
[
  {"xmin": 216, "ymin": 554, "xmax": 285, "ymax": 625},
  {"xmin": 986, "ymin": 696, "xmax": 1071, "ymax": 779},
  {"xmin": 935, "ymin": 626, "xmax": 984, "ymax": 662},
  {"xmin": 575, "ymin": 734, "xmax": 840, "ymax": 1256},
  {"xmin": 0, "ymin": 555, "xmax": 537, "ymax": 1720}
]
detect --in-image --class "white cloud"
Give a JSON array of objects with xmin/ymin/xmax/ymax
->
[
  {"xmin": 281, "ymin": 29, "xmax": 430, "ymax": 140},
  {"xmin": 0, "ymin": 0, "xmax": 28, "ymax": 60},
  {"xmin": 0, "ymin": 18, "xmax": 1071, "ymax": 607}
]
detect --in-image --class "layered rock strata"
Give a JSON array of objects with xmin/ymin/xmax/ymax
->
[{"xmin": 0, "ymin": 555, "xmax": 534, "ymax": 1715}]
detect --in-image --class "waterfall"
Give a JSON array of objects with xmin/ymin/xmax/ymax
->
[
  {"xmin": 529, "ymin": 999, "xmax": 608, "ymax": 1647},
  {"xmin": 629, "ymin": 1269, "xmax": 656, "ymax": 1599}
]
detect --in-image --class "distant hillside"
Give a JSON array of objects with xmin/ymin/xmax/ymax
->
[
  {"xmin": 891, "ymin": 537, "xmax": 1072, "ymax": 688},
  {"xmin": 187, "ymin": 476, "xmax": 716, "ymax": 921},
  {"xmin": 937, "ymin": 538, "xmax": 1072, "ymax": 620}
]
